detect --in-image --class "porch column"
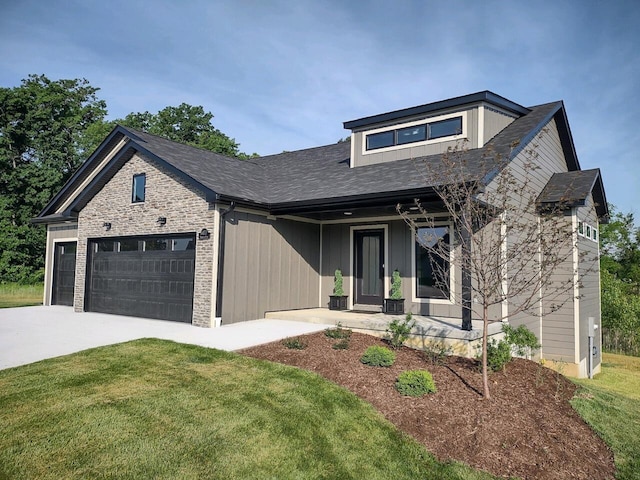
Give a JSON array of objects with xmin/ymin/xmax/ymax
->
[{"xmin": 461, "ymin": 215, "xmax": 473, "ymax": 331}]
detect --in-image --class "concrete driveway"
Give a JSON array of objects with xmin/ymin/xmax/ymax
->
[{"xmin": 0, "ymin": 306, "xmax": 331, "ymax": 370}]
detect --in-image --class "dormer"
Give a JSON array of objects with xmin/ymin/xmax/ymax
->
[{"xmin": 343, "ymin": 91, "xmax": 530, "ymax": 168}]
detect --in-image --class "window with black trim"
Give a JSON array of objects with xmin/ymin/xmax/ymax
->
[
  {"xmin": 415, "ymin": 226, "xmax": 450, "ymax": 299},
  {"xmin": 365, "ymin": 116, "xmax": 463, "ymax": 151},
  {"xmin": 132, "ymin": 173, "xmax": 146, "ymax": 203}
]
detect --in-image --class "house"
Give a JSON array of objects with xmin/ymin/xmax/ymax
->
[{"xmin": 34, "ymin": 91, "xmax": 608, "ymax": 378}]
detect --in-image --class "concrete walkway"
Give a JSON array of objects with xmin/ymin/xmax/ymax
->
[{"xmin": 0, "ymin": 306, "xmax": 332, "ymax": 370}]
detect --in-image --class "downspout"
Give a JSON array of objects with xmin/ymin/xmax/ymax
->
[{"xmin": 214, "ymin": 201, "xmax": 236, "ymax": 322}]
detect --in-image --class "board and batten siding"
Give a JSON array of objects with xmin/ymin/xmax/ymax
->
[
  {"xmin": 43, "ymin": 223, "xmax": 78, "ymax": 306},
  {"xmin": 221, "ymin": 212, "xmax": 320, "ymax": 324},
  {"xmin": 321, "ymin": 223, "xmax": 351, "ymax": 306},
  {"xmin": 483, "ymin": 107, "xmax": 517, "ymax": 144},
  {"xmin": 351, "ymin": 107, "xmax": 479, "ymax": 167}
]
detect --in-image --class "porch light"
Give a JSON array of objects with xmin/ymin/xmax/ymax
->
[
  {"xmin": 103, "ymin": 222, "xmax": 111, "ymax": 231},
  {"xmin": 344, "ymin": 212, "xmax": 353, "ymax": 216},
  {"xmin": 156, "ymin": 217, "xmax": 167, "ymax": 226},
  {"xmin": 198, "ymin": 228, "xmax": 210, "ymax": 240}
]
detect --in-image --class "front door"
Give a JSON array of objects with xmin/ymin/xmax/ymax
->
[{"xmin": 354, "ymin": 230, "xmax": 384, "ymax": 306}]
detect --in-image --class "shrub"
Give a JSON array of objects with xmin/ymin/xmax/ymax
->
[
  {"xmin": 503, "ymin": 324, "xmax": 541, "ymax": 357},
  {"xmin": 386, "ymin": 313, "xmax": 415, "ymax": 349},
  {"xmin": 324, "ymin": 322, "xmax": 352, "ymax": 339},
  {"xmin": 360, "ymin": 346, "xmax": 396, "ymax": 367},
  {"xmin": 333, "ymin": 269, "xmax": 344, "ymax": 296},
  {"xmin": 423, "ymin": 341, "xmax": 452, "ymax": 365},
  {"xmin": 282, "ymin": 337, "xmax": 307, "ymax": 350},
  {"xmin": 332, "ymin": 339, "xmax": 350, "ymax": 350},
  {"xmin": 484, "ymin": 339, "xmax": 512, "ymax": 372},
  {"xmin": 395, "ymin": 370, "xmax": 437, "ymax": 396},
  {"xmin": 390, "ymin": 269, "xmax": 403, "ymax": 300}
]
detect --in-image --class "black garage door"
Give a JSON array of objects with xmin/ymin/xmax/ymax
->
[
  {"xmin": 86, "ymin": 235, "xmax": 195, "ymax": 323},
  {"xmin": 52, "ymin": 242, "xmax": 77, "ymax": 306}
]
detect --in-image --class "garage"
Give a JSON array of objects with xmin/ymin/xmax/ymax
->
[{"xmin": 86, "ymin": 235, "xmax": 195, "ymax": 323}]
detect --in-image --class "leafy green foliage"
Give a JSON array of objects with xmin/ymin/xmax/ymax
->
[
  {"xmin": 360, "ymin": 346, "xmax": 396, "ymax": 367},
  {"xmin": 484, "ymin": 339, "xmax": 512, "ymax": 372},
  {"xmin": 324, "ymin": 322, "xmax": 352, "ymax": 339},
  {"xmin": 332, "ymin": 339, "xmax": 350, "ymax": 350},
  {"xmin": 395, "ymin": 370, "xmax": 437, "ymax": 396},
  {"xmin": 503, "ymin": 324, "xmax": 540, "ymax": 357},
  {"xmin": 282, "ymin": 337, "xmax": 307, "ymax": 350},
  {"xmin": 386, "ymin": 313, "xmax": 415, "ymax": 349},
  {"xmin": 333, "ymin": 269, "xmax": 344, "ymax": 296},
  {"xmin": 423, "ymin": 341, "xmax": 453, "ymax": 366},
  {"xmin": 390, "ymin": 269, "xmax": 403, "ymax": 299},
  {"xmin": 0, "ymin": 75, "xmax": 107, "ymax": 282}
]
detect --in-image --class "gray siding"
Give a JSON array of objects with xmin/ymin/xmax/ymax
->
[
  {"xmin": 44, "ymin": 223, "xmax": 78, "ymax": 305},
  {"xmin": 483, "ymin": 107, "xmax": 517, "ymax": 144},
  {"xmin": 321, "ymin": 223, "xmax": 351, "ymax": 305},
  {"xmin": 577, "ymin": 196, "xmax": 601, "ymax": 374},
  {"xmin": 352, "ymin": 106, "xmax": 479, "ymax": 167},
  {"xmin": 222, "ymin": 213, "xmax": 320, "ymax": 324}
]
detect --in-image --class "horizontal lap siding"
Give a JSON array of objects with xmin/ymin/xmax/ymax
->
[{"xmin": 222, "ymin": 213, "xmax": 320, "ymax": 324}]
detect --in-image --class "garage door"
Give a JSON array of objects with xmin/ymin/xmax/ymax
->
[
  {"xmin": 52, "ymin": 242, "xmax": 77, "ymax": 306},
  {"xmin": 86, "ymin": 235, "xmax": 195, "ymax": 322}
]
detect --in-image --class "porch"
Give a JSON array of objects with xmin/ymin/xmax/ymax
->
[{"xmin": 265, "ymin": 308, "xmax": 504, "ymax": 358}]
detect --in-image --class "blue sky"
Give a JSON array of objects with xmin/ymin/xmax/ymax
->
[{"xmin": 1, "ymin": 0, "xmax": 638, "ymax": 217}]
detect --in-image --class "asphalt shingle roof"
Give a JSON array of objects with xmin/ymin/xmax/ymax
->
[
  {"xmin": 119, "ymin": 101, "xmax": 564, "ymax": 207},
  {"xmin": 537, "ymin": 169, "xmax": 601, "ymax": 206}
]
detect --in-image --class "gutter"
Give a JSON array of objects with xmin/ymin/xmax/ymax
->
[{"xmin": 214, "ymin": 201, "xmax": 236, "ymax": 322}]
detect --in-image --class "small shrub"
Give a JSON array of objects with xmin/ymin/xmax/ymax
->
[
  {"xmin": 390, "ymin": 269, "xmax": 403, "ymax": 300},
  {"xmin": 386, "ymin": 313, "xmax": 415, "ymax": 349},
  {"xmin": 333, "ymin": 269, "xmax": 344, "ymax": 296},
  {"xmin": 282, "ymin": 337, "xmax": 307, "ymax": 350},
  {"xmin": 423, "ymin": 341, "xmax": 452, "ymax": 365},
  {"xmin": 324, "ymin": 322, "xmax": 352, "ymax": 339},
  {"xmin": 484, "ymin": 339, "xmax": 512, "ymax": 372},
  {"xmin": 503, "ymin": 324, "xmax": 541, "ymax": 357},
  {"xmin": 360, "ymin": 346, "xmax": 396, "ymax": 367},
  {"xmin": 395, "ymin": 370, "xmax": 437, "ymax": 396},
  {"xmin": 332, "ymin": 339, "xmax": 350, "ymax": 350}
]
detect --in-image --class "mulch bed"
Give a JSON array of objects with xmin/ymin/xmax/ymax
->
[{"xmin": 241, "ymin": 331, "xmax": 615, "ymax": 480}]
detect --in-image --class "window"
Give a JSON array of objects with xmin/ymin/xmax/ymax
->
[
  {"xmin": 119, "ymin": 239, "xmax": 140, "ymax": 252},
  {"xmin": 578, "ymin": 221, "xmax": 584, "ymax": 236},
  {"xmin": 586, "ymin": 225, "xmax": 591, "ymax": 239},
  {"xmin": 366, "ymin": 130, "xmax": 394, "ymax": 150},
  {"xmin": 95, "ymin": 240, "xmax": 115, "ymax": 252},
  {"xmin": 365, "ymin": 115, "xmax": 463, "ymax": 151},
  {"xmin": 415, "ymin": 226, "xmax": 450, "ymax": 299},
  {"xmin": 132, "ymin": 174, "xmax": 146, "ymax": 203},
  {"xmin": 428, "ymin": 117, "xmax": 462, "ymax": 139},
  {"xmin": 145, "ymin": 239, "xmax": 168, "ymax": 251},
  {"xmin": 172, "ymin": 238, "xmax": 195, "ymax": 251},
  {"xmin": 592, "ymin": 228, "xmax": 598, "ymax": 241}
]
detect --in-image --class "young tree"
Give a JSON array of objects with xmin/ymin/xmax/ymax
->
[{"xmin": 400, "ymin": 138, "xmax": 592, "ymax": 399}]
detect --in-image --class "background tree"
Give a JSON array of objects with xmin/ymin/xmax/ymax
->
[
  {"xmin": 0, "ymin": 75, "xmax": 107, "ymax": 282},
  {"xmin": 599, "ymin": 205, "xmax": 640, "ymax": 355},
  {"xmin": 400, "ymin": 140, "xmax": 592, "ymax": 398},
  {"xmin": 1, "ymin": 75, "xmax": 258, "ymax": 284},
  {"xmin": 79, "ymin": 103, "xmax": 258, "ymax": 159}
]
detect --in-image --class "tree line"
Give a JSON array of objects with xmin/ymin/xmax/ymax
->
[{"xmin": 0, "ymin": 74, "xmax": 256, "ymax": 283}]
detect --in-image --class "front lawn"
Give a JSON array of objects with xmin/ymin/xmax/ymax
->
[
  {"xmin": 0, "ymin": 339, "xmax": 491, "ymax": 480},
  {"xmin": 572, "ymin": 353, "xmax": 640, "ymax": 479},
  {"xmin": 0, "ymin": 283, "xmax": 43, "ymax": 308}
]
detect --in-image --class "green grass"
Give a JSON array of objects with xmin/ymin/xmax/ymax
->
[
  {"xmin": 572, "ymin": 353, "xmax": 640, "ymax": 479},
  {"xmin": 0, "ymin": 339, "xmax": 494, "ymax": 480},
  {"xmin": 0, "ymin": 283, "xmax": 43, "ymax": 308}
]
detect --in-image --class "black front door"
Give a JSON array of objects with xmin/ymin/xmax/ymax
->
[
  {"xmin": 52, "ymin": 242, "xmax": 76, "ymax": 306},
  {"xmin": 354, "ymin": 230, "xmax": 384, "ymax": 306}
]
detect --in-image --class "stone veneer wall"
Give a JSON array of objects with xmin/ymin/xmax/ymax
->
[{"xmin": 74, "ymin": 152, "xmax": 217, "ymax": 327}]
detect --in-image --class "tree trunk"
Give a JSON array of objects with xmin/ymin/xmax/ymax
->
[{"xmin": 482, "ymin": 304, "xmax": 491, "ymax": 399}]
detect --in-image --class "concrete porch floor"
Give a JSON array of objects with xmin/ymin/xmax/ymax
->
[{"xmin": 265, "ymin": 308, "xmax": 504, "ymax": 358}]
